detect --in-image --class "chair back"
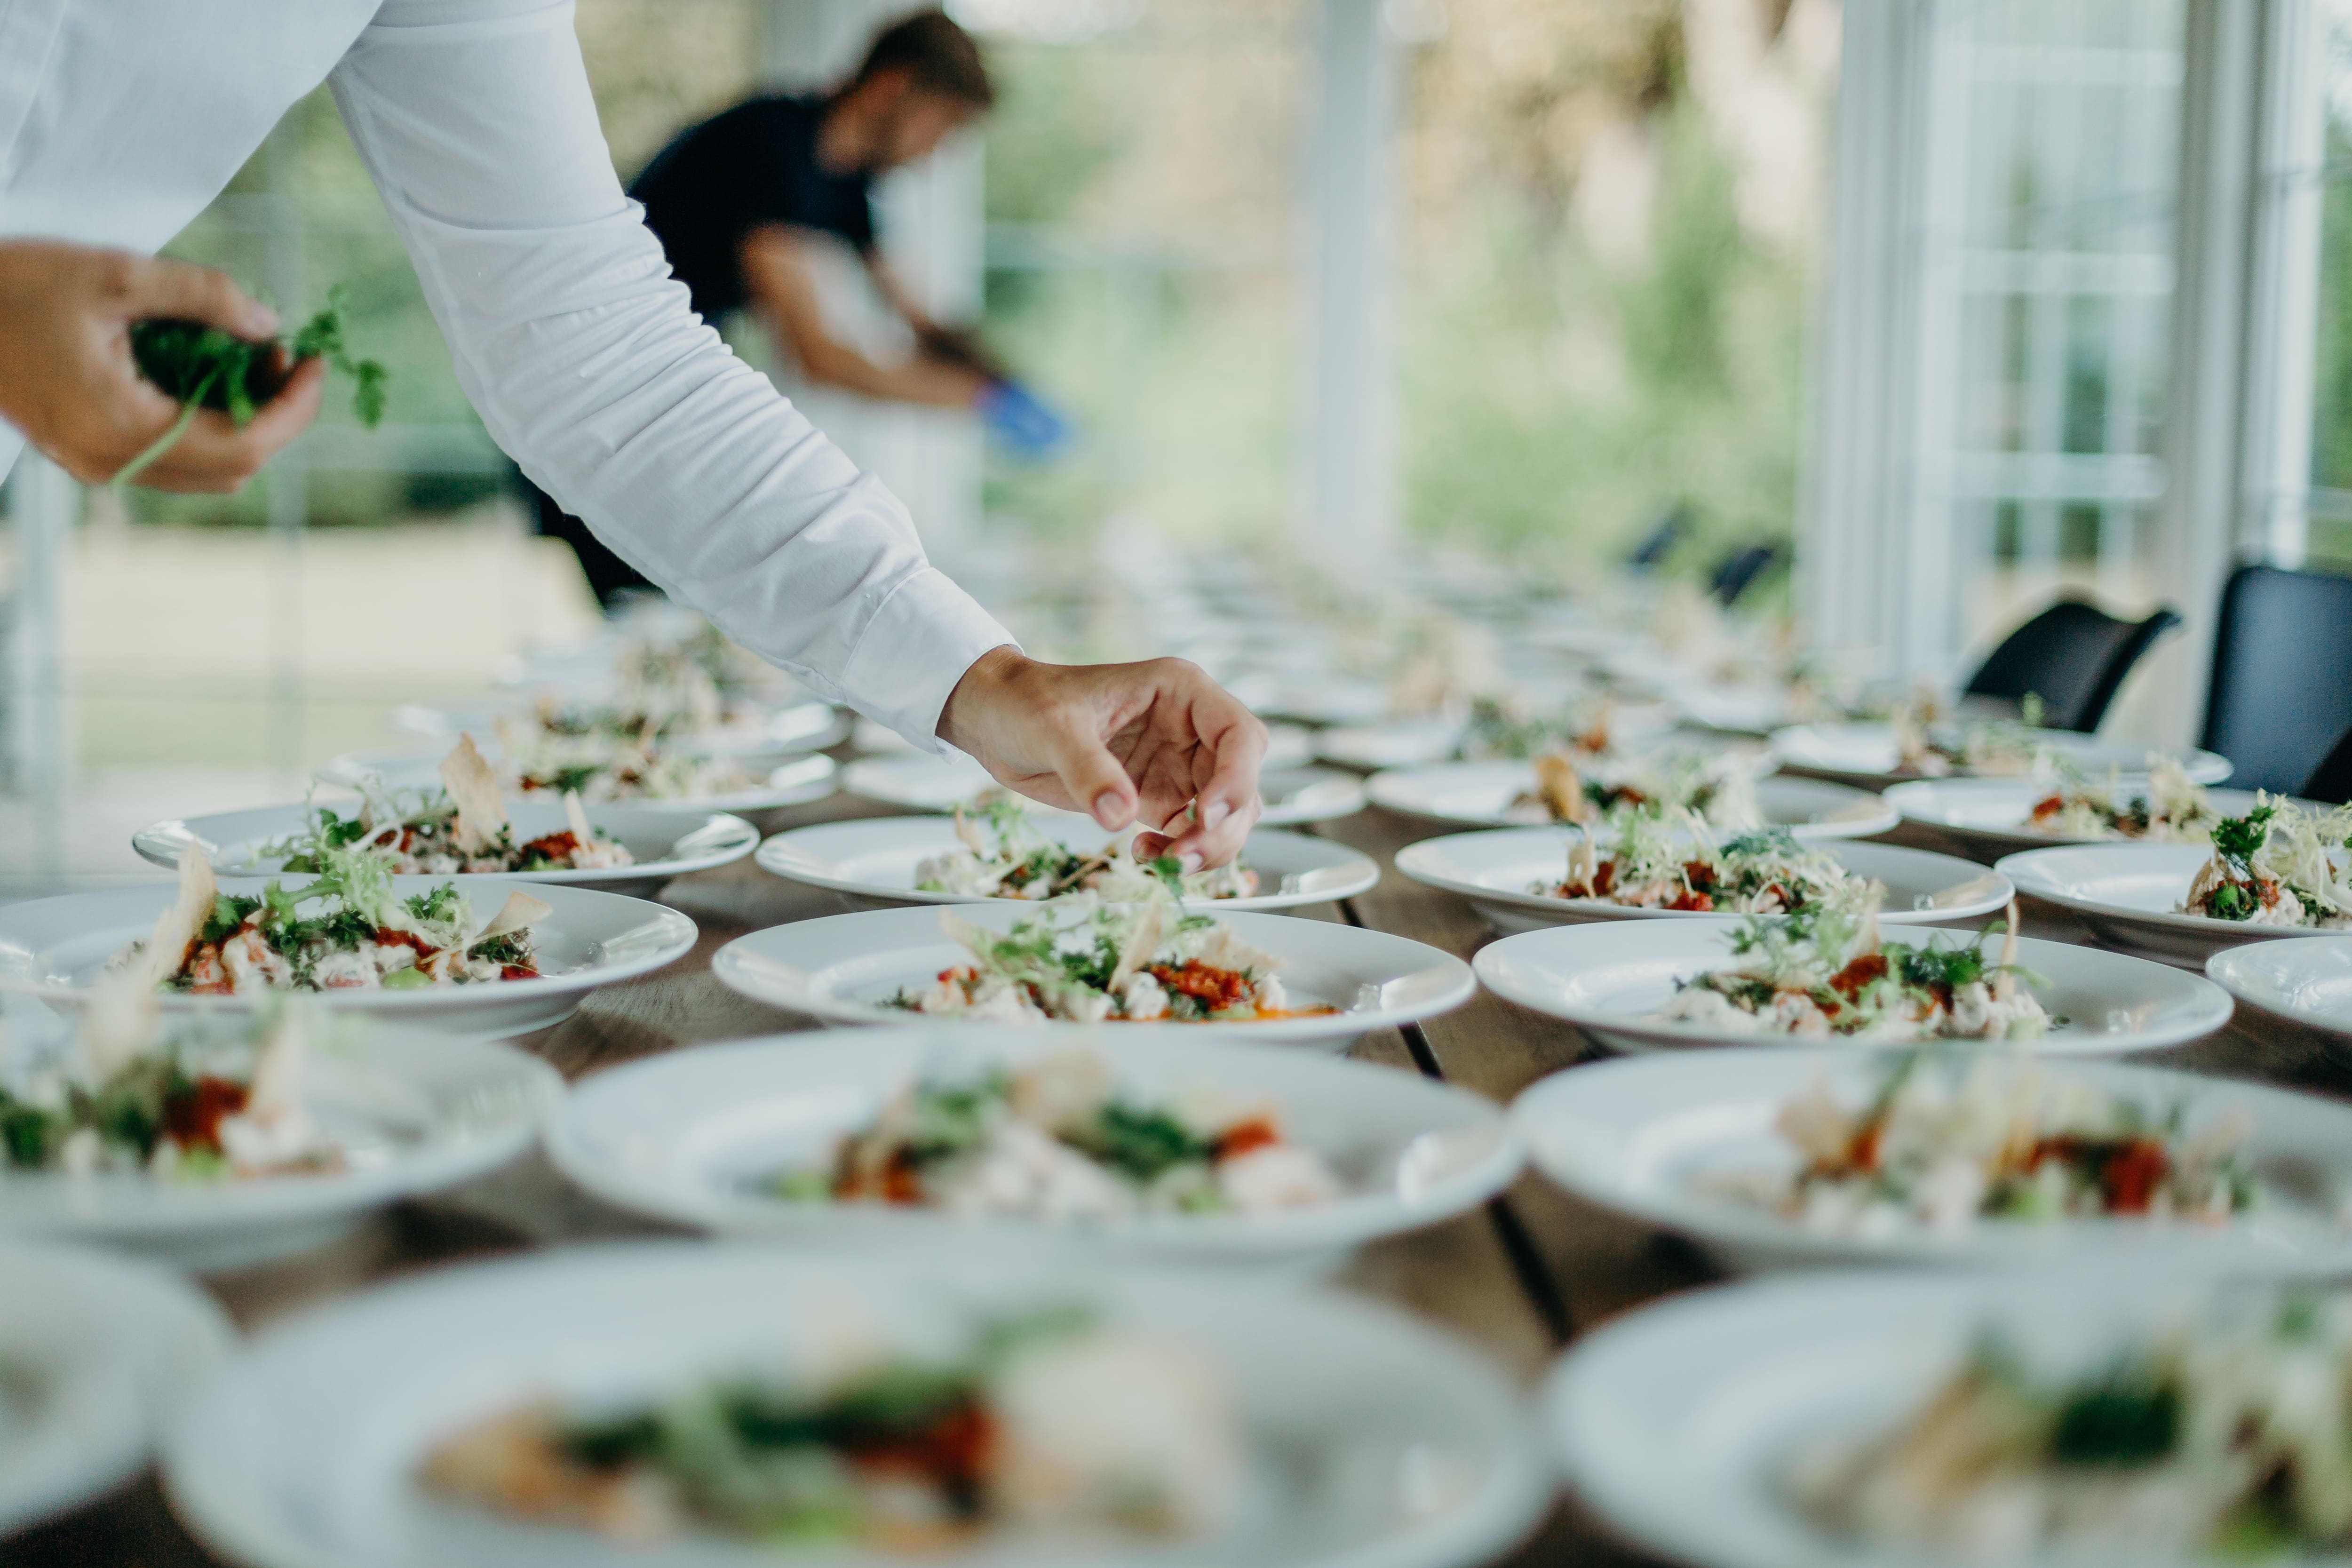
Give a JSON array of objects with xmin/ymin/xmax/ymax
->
[
  {"xmin": 1624, "ymin": 505, "xmax": 1689, "ymax": 572},
  {"xmin": 2202, "ymin": 565, "xmax": 2352, "ymax": 793},
  {"xmin": 1962, "ymin": 599, "xmax": 2180, "ymax": 733},
  {"xmin": 1709, "ymin": 543, "xmax": 1781, "ymax": 607}
]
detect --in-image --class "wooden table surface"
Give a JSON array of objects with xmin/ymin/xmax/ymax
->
[{"xmin": 17, "ymin": 784, "xmax": 2347, "ymax": 1568}]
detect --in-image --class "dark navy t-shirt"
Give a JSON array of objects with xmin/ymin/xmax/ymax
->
[{"xmin": 628, "ymin": 94, "xmax": 876, "ymax": 321}]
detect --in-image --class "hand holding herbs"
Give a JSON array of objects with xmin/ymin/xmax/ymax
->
[
  {"xmin": 0, "ymin": 241, "xmax": 321, "ymax": 492},
  {"xmin": 113, "ymin": 282, "xmax": 387, "ymax": 490}
]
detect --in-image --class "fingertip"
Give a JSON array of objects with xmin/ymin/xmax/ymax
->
[{"xmin": 1090, "ymin": 787, "xmax": 1133, "ymax": 830}]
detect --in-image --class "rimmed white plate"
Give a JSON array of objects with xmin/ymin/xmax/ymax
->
[
  {"xmin": 132, "ymin": 802, "xmax": 758, "ymax": 899},
  {"xmin": 0, "ymin": 878, "xmax": 697, "ymax": 1039},
  {"xmin": 545, "ymin": 1028, "xmax": 1520, "ymax": 1261},
  {"xmin": 754, "ymin": 818, "xmax": 1379, "ymax": 914},
  {"xmin": 2208, "ymin": 935, "xmax": 2352, "ymax": 1048},
  {"xmin": 1513, "ymin": 1046, "xmax": 2352, "ymax": 1273},
  {"xmin": 1310, "ymin": 707, "xmax": 1677, "ymax": 773},
  {"xmin": 1885, "ymin": 779, "xmax": 2282, "ymax": 860},
  {"xmin": 1472, "ymin": 918, "xmax": 2232, "ymax": 1055},
  {"xmin": 712, "ymin": 905, "xmax": 1475, "ymax": 1051},
  {"xmin": 1394, "ymin": 830, "xmax": 2010, "ymax": 935},
  {"xmin": 1995, "ymin": 841, "xmax": 2329, "ymax": 968},
  {"xmin": 319, "ymin": 748, "xmax": 840, "ymax": 815},
  {"xmin": 1770, "ymin": 721, "xmax": 2233, "ymax": 789},
  {"xmin": 0, "ymin": 1240, "xmax": 231, "ymax": 1535},
  {"xmin": 1364, "ymin": 761, "xmax": 1895, "ymax": 839},
  {"xmin": 164, "ymin": 1242, "xmax": 1550, "ymax": 1568},
  {"xmin": 394, "ymin": 697, "xmax": 846, "ymax": 756},
  {"xmin": 1546, "ymin": 1269, "xmax": 2288, "ymax": 1568},
  {"xmin": 842, "ymin": 753, "xmax": 1370, "ymax": 828},
  {"xmin": 0, "ymin": 1025, "xmax": 561, "ymax": 1269}
]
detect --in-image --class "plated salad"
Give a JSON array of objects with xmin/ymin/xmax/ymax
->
[
  {"xmin": 1892, "ymin": 712, "xmax": 2046, "ymax": 779},
  {"xmin": 773, "ymin": 1047, "xmax": 1341, "ymax": 1220},
  {"xmin": 496, "ymin": 720, "xmax": 763, "ymax": 804},
  {"xmin": 1794, "ymin": 1291, "xmax": 2352, "ymax": 1559},
  {"xmin": 270, "ymin": 738, "xmax": 630, "ymax": 875},
  {"xmin": 117, "ymin": 846, "xmax": 549, "ymax": 995},
  {"xmin": 2024, "ymin": 759, "xmax": 2219, "ymax": 843},
  {"xmin": 1511, "ymin": 748, "xmax": 1762, "ymax": 831},
  {"xmin": 1654, "ymin": 897, "xmax": 2051, "ymax": 1042},
  {"xmin": 914, "ymin": 799, "xmax": 1257, "ymax": 901},
  {"xmin": 1455, "ymin": 695, "xmax": 1622, "ymax": 762},
  {"xmin": 421, "ymin": 1308, "xmax": 1243, "ymax": 1550},
  {"xmin": 2179, "ymin": 798, "xmax": 2352, "ymax": 927},
  {"xmin": 1707, "ymin": 1052, "xmax": 2255, "ymax": 1237},
  {"xmin": 1, "ymin": 987, "xmax": 333, "ymax": 1180},
  {"xmin": 1542, "ymin": 818, "xmax": 1866, "ymax": 915},
  {"xmin": 895, "ymin": 894, "xmax": 1333, "ymax": 1024}
]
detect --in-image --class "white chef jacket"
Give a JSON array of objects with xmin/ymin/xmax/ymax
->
[{"xmin": 0, "ymin": 0, "xmax": 1016, "ymax": 748}]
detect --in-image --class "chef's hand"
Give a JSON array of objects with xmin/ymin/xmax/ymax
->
[
  {"xmin": 0, "ymin": 240, "xmax": 325, "ymax": 492},
  {"xmin": 938, "ymin": 648, "xmax": 1266, "ymax": 869}
]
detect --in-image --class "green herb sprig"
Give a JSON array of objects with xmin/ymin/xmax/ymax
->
[{"xmin": 115, "ymin": 285, "xmax": 387, "ymax": 490}]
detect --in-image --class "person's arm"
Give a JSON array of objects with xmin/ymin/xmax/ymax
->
[
  {"xmin": 738, "ymin": 223, "xmax": 985, "ymax": 407},
  {"xmin": 327, "ymin": 0, "xmax": 1252, "ymax": 862},
  {"xmin": 0, "ymin": 242, "xmax": 326, "ymax": 493},
  {"xmin": 862, "ymin": 252, "xmax": 1005, "ymax": 380}
]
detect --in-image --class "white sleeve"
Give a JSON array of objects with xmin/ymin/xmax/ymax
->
[{"xmin": 326, "ymin": 0, "xmax": 1014, "ymax": 748}]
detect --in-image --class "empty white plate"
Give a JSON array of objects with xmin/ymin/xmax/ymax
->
[
  {"xmin": 1996, "ymin": 841, "xmax": 2332, "ymax": 968},
  {"xmin": 1472, "ymin": 918, "xmax": 2233, "ymax": 1055},
  {"xmin": 711, "ymin": 904, "xmax": 1475, "ymax": 1051},
  {"xmin": 1364, "ymin": 761, "xmax": 1896, "ymax": 839},
  {"xmin": 2207, "ymin": 935, "xmax": 2352, "ymax": 1047},
  {"xmin": 319, "ymin": 748, "xmax": 841, "ymax": 815},
  {"xmin": 842, "ymin": 753, "xmax": 1367, "ymax": 828},
  {"xmin": 1512, "ymin": 1047, "xmax": 2352, "ymax": 1273},
  {"xmin": 132, "ymin": 801, "xmax": 759, "ymax": 899},
  {"xmin": 0, "ymin": 1024, "xmax": 562, "ymax": 1269},
  {"xmin": 544, "ymin": 1028, "xmax": 1521, "ymax": 1261},
  {"xmin": 1547, "ymin": 1269, "xmax": 2294, "ymax": 1568},
  {"xmin": 0, "ymin": 1240, "xmax": 231, "ymax": 1535},
  {"xmin": 1394, "ymin": 830, "xmax": 2010, "ymax": 934},
  {"xmin": 754, "ymin": 818, "xmax": 1379, "ymax": 913},
  {"xmin": 1770, "ymin": 722, "xmax": 2233, "ymax": 789},
  {"xmin": 0, "ymin": 878, "xmax": 697, "ymax": 1038},
  {"xmin": 164, "ymin": 1243, "xmax": 1551, "ymax": 1568},
  {"xmin": 1885, "ymin": 778, "xmax": 2282, "ymax": 859}
]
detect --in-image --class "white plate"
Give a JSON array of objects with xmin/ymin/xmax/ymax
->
[
  {"xmin": 1364, "ymin": 761, "xmax": 1897, "ymax": 839},
  {"xmin": 2208, "ymin": 935, "xmax": 2352, "ymax": 1046},
  {"xmin": 0, "ymin": 1239, "xmax": 231, "ymax": 1535},
  {"xmin": 1885, "ymin": 779, "xmax": 2284, "ymax": 859},
  {"xmin": 319, "ymin": 748, "xmax": 839, "ymax": 815},
  {"xmin": 0, "ymin": 878, "xmax": 698, "ymax": 1039},
  {"xmin": 1546, "ymin": 1269, "xmax": 2290, "ymax": 1568},
  {"xmin": 395, "ymin": 697, "xmax": 846, "ymax": 756},
  {"xmin": 711, "ymin": 904, "xmax": 1476, "ymax": 1051},
  {"xmin": 164, "ymin": 1243, "xmax": 1550, "ymax": 1568},
  {"xmin": 1770, "ymin": 721, "xmax": 2234, "ymax": 788},
  {"xmin": 1472, "ymin": 918, "xmax": 2233, "ymax": 1055},
  {"xmin": 1311, "ymin": 708, "xmax": 1677, "ymax": 773},
  {"xmin": 0, "ymin": 1026, "xmax": 562, "ymax": 1269},
  {"xmin": 1995, "ymin": 841, "xmax": 2329, "ymax": 968},
  {"xmin": 1394, "ymin": 830, "xmax": 2011, "ymax": 935},
  {"xmin": 545, "ymin": 1028, "xmax": 1521, "ymax": 1261},
  {"xmin": 1250, "ymin": 676, "xmax": 1391, "ymax": 726},
  {"xmin": 1513, "ymin": 1047, "xmax": 2352, "ymax": 1273},
  {"xmin": 753, "ymin": 818, "xmax": 1380, "ymax": 913},
  {"xmin": 132, "ymin": 802, "xmax": 758, "ymax": 899},
  {"xmin": 842, "ymin": 753, "xmax": 1370, "ymax": 828}
]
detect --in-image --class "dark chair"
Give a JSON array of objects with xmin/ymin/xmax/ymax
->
[
  {"xmin": 2202, "ymin": 565, "xmax": 2352, "ymax": 793},
  {"xmin": 1961, "ymin": 598, "xmax": 2180, "ymax": 733},
  {"xmin": 1624, "ymin": 504, "xmax": 1690, "ymax": 573},
  {"xmin": 1708, "ymin": 542, "xmax": 1781, "ymax": 607},
  {"xmin": 2302, "ymin": 725, "xmax": 2352, "ymax": 804}
]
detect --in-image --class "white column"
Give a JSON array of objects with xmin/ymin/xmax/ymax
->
[
  {"xmin": 757, "ymin": 0, "xmax": 985, "ymax": 550},
  {"xmin": 5, "ymin": 452, "xmax": 73, "ymax": 883},
  {"xmin": 1301, "ymin": 0, "xmax": 1397, "ymax": 549}
]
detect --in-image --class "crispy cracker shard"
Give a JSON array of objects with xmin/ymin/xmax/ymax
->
[
  {"xmin": 439, "ymin": 734, "xmax": 508, "ymax": 856},
  {"xmin": 140, "ymin": 845, "xmax": 218, "ymax": 992},
  {"xmin": 562, "ymin": 788, "xmax": 594, "ymax": 847},
  {"xmin": 475, "ymin": 891, "xmax": 552, "ymax": 944}
]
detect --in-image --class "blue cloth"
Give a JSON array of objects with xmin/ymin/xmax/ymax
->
[{"xmin": 977, "ymin": 380, "xmax": 1071, "ymax": 459}]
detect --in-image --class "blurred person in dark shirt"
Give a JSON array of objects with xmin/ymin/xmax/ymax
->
[{"xmin": 534, "ymin": 8, "xmax": 1065, "ymax": 605}]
